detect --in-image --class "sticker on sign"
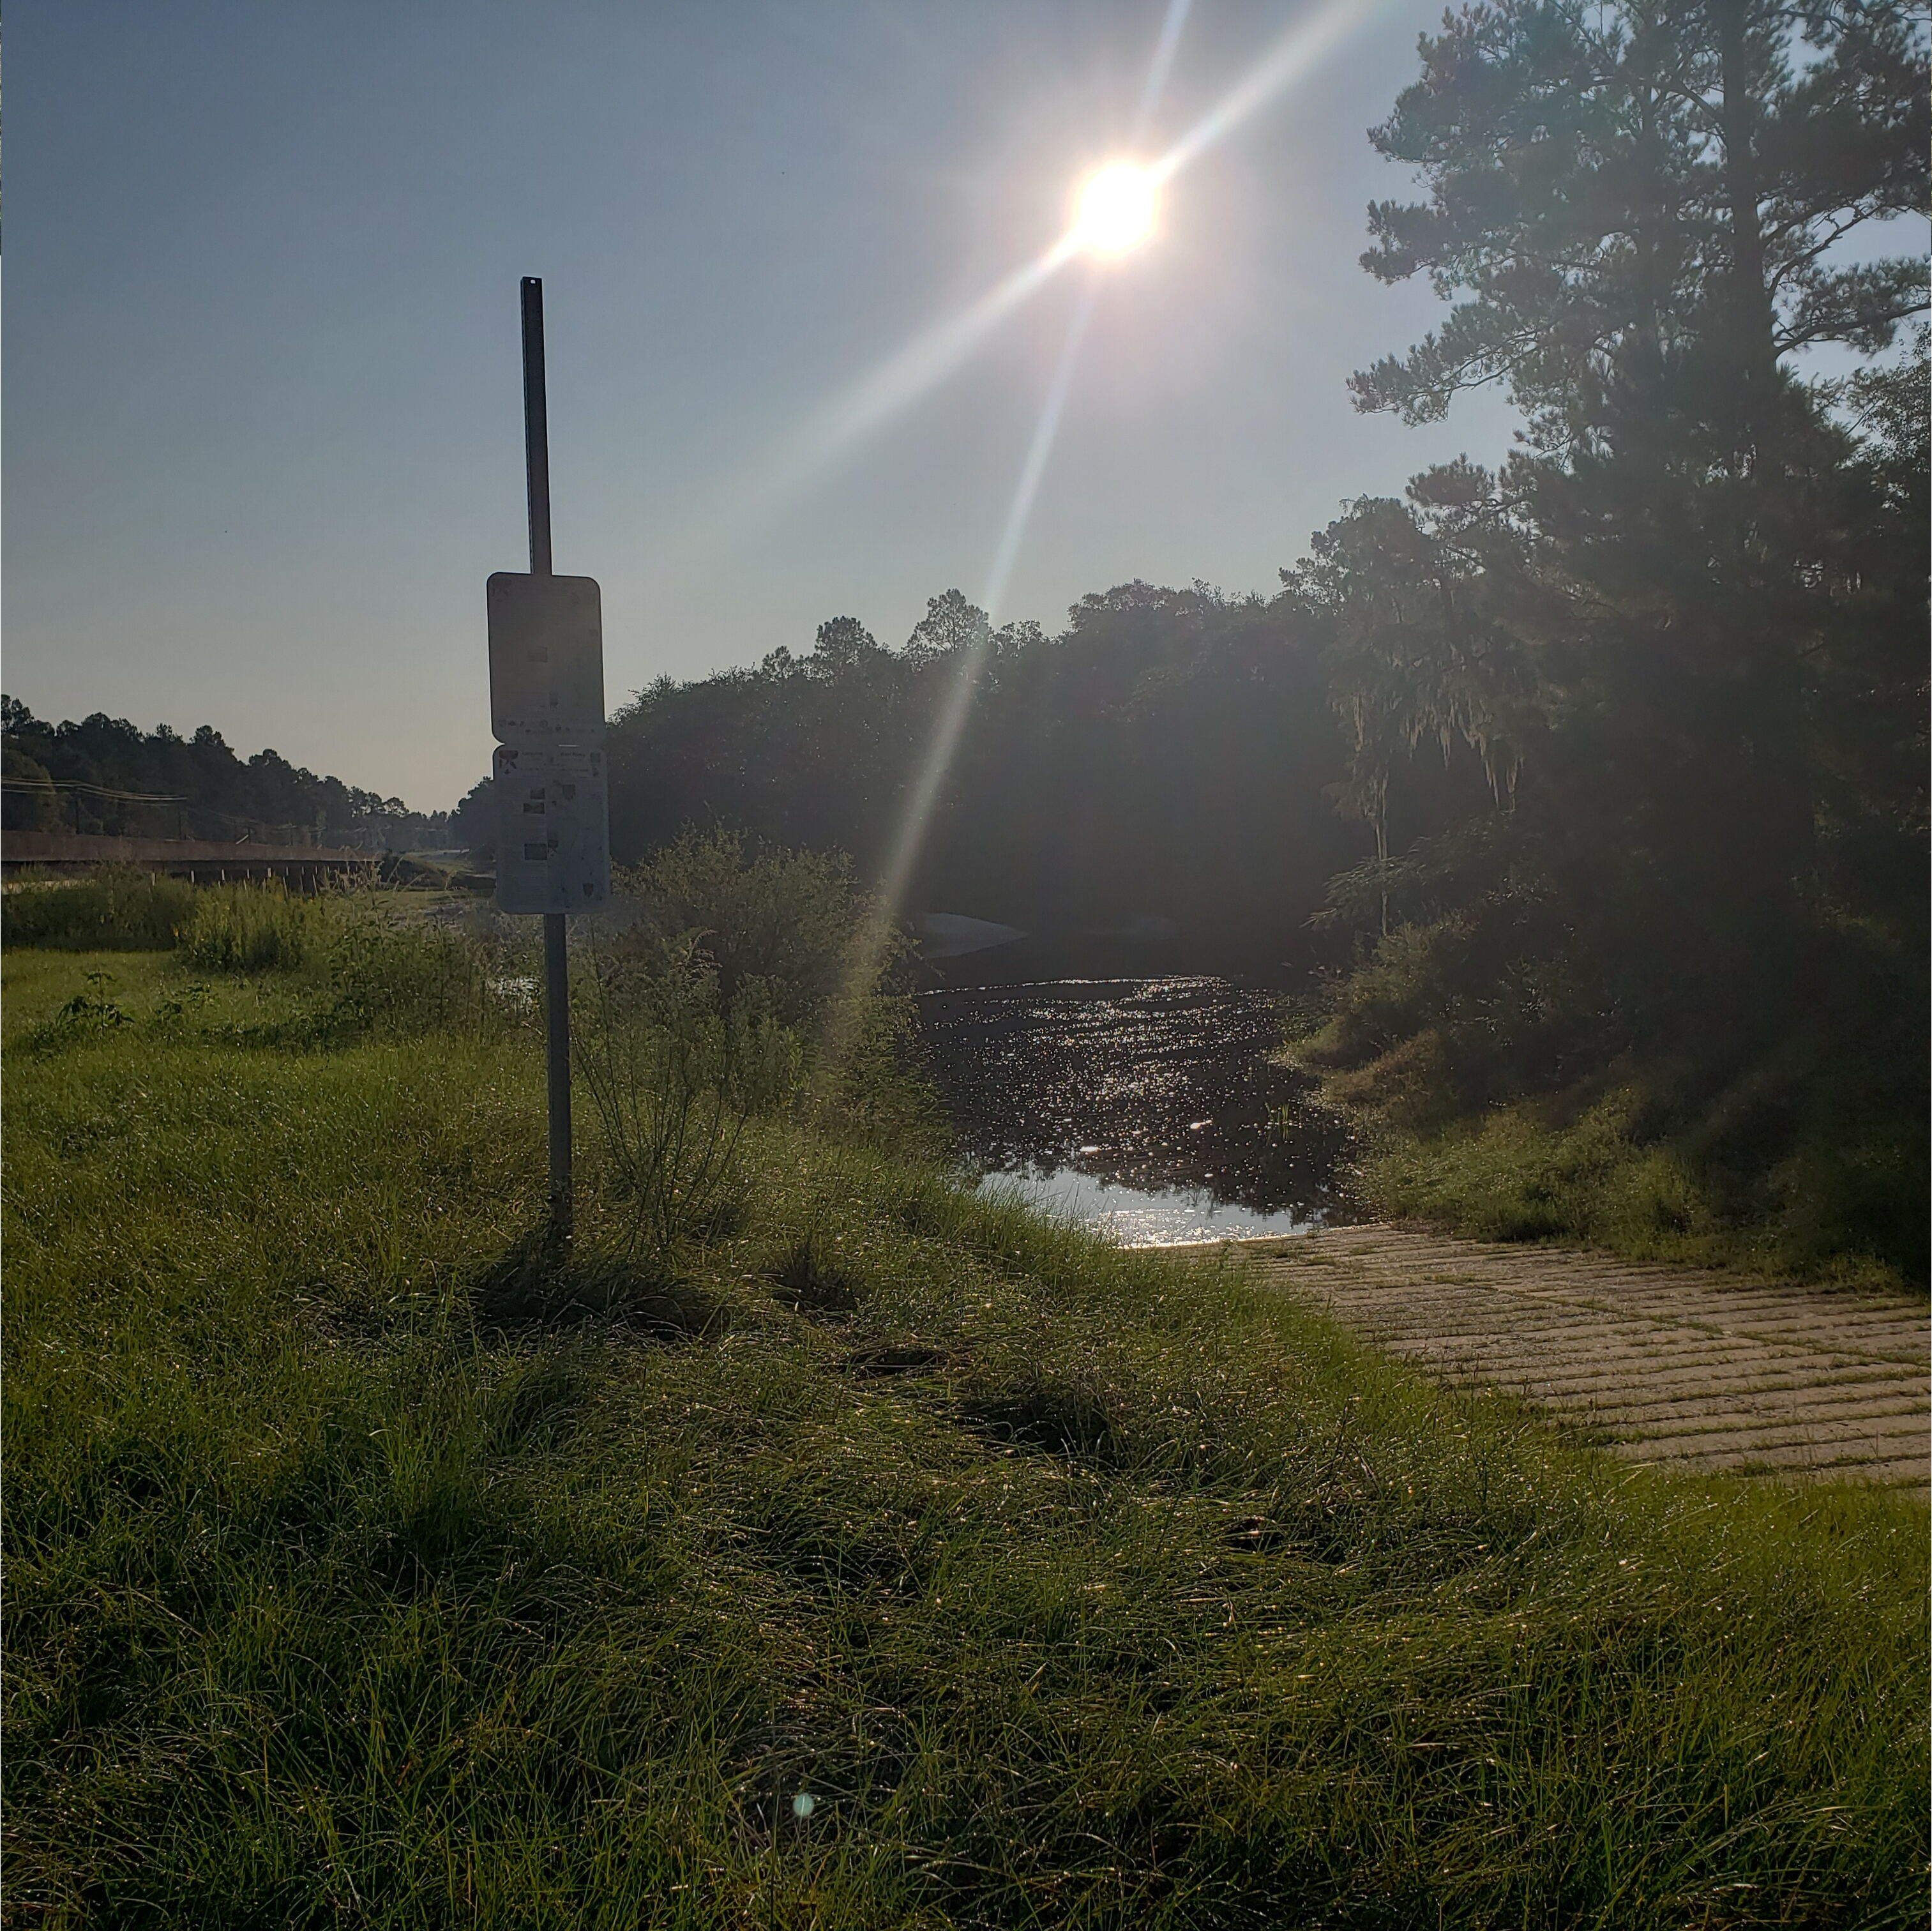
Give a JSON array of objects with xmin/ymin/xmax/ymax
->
[
  {"xmin": 488, "ymin": 572, "xmax": 605, "ymax": 743},
  {"xmin": 493, "ymin": 743, "xmax": 612, "ymax": 914}
]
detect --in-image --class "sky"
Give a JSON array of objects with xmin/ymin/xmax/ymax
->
[{"xmin": 6, "ymin": 0, "xmax": 1532, "ymax": 812}]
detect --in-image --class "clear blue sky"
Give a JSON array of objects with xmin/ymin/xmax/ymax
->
[{"xmin": 7, "ymin": 0, "xmax": 1524, "ymax": 810}]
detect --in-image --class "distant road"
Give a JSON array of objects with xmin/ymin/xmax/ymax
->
[{"xmin": 1210, "ymin": 1223, "xmax": 1929, "ymax": 1492}]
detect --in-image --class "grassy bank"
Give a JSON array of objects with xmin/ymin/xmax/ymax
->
[
  {"xmin": 6, "ymin": 945, "xmax": 1926, "ymax": 1928},
  {"xmin": 1336, "ymin": 1091, "xmax": 1922, "ymax": 1294},
  {"xmin": 1282, "ymin": 927, "xmax": 1928, "ymax": 1293}
]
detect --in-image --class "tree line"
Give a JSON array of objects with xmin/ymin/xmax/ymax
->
[
  {"xmin": 458, "ymin": 582, "xmax": 1442, "ymax": 970},
  {"xmin": 0, "ymin": 697, "xmax": 454, "ymax": 852}
]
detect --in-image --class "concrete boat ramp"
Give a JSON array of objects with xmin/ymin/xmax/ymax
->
[{"xmin": 1202, "ymin": 1223, "xmax": 1929, "ymax": 1492}]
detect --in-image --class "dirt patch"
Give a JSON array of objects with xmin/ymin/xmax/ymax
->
[{"xmin": 1193, "ymin": 1223, "xmax": 1928, "ymax": 1491}]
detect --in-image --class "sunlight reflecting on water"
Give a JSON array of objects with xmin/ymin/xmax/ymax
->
[
  {"xmin": 983, "ymin": 1166, "xmax": 1323, "ymax": 1246},
  {"xmin": 916, "ymin": 976, "xmax": 1359, "ymax": 1246}
]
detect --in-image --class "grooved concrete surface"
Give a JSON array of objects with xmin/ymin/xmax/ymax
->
[{"xmin": 1218, "ymin": 1223, "xmax": 1929, "ymax": 1490}]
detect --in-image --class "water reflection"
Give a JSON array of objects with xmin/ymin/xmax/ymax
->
[{"xmin": 914, "ymin": 976, "xmax": 1359, "ymax": 1245}]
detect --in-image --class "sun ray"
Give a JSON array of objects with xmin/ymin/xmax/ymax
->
[
  {"xmin": 651, "ymin": 238, "xmax": 1081, "ymax": 575},
  {"xmin": 1151, "ymin": 0, "xmax": 1371, "ymax": 185},
  {"xmin": 677, "ymin": 0, "xmax": 1377, "ymax": 573},
  {"xmin": 983, "ymin": 278, "xmax": 1101, "ymax": 619},
  {"xmin": 819, "ymin": 0, "xmax": 1388, "ymax": 1082},
  {"xmin": 819, "ymin": 273, "xmax": 1103, "ymax": 1076},
  {"xmin": 771, "ymin": 234, "xmax": 1082, "ymax": 499},
  {"xmin": 1129, "ymin": 0, "xmax": 1194, "ymax": 145}
]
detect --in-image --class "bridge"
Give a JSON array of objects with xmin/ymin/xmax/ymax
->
[{"xmin": 1, "ymin": 831, "xmax": 379, "ymax": 886}]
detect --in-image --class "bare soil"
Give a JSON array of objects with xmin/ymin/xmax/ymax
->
[{"xmin": 1205, "ymin": 1223, "xmax": 1929, "ymax": 1491}]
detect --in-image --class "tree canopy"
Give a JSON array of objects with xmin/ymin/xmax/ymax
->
[
  {"xmin": 1297, "ymin": 0, "xmax": 1928, "ymax": 1273},
  {"xmin": 577, "ymin": 582, "xmax": 1370, "ymax": 973},
  {"xmin": 0, "ymin": 697, "xmax": 451, "ymax": 851}
]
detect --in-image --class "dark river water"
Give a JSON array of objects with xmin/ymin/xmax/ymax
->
[{"xmin": 912, "ymin": 976, "xmax": 1362, "ymax": 1246}]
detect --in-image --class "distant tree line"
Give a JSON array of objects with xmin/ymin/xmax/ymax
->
[
  {"xmin": 457, "ymin": 586, "xmax": 1448, "ymax": 968},
  {"xmin": 0, "ymin": 697, "xmax": 453, "ymax": 852}
]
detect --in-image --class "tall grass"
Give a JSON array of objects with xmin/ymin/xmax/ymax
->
[
  {"xmin": 178, "ymin": 878, "xmax": 332, "ymax": 971},
  {"xmin": 317, "ymin": 909, "xmax": 502, "ymax": 1041},
  {"xmin": 1289, "ymin": 919, "xmax": 1929, "ymax": 1289},
  {"xmin": 3, "ymin": 946, "xmax": 1924, "ymax": 1928},
  {"xmin": 574, "ymin": 933, "xmax": 801, "ymax": 1266},
  {"xmin": 1, "ymin": 867, "xmax": 198, "ymax": 950}
]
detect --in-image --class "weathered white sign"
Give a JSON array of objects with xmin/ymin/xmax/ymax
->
[
  {"xmin": 487, "ymin": 572, "xmax": 606, "ymax": 743},
  {"xmin": 493, "ymin": 742, "xmax": 612, "ymax": 914}
]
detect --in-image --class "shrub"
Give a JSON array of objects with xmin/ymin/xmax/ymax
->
[
  {"xmin": 615, "ymin": 828, "xmax": 902, "ymax": 1033},
  {"xmin": 810, "ymin": 990, "xmax": 952, "ymax": 1161},
  {"xmin": 601, "ymin": 829, "xmax": 943, "ymax": 1155},
  {"xmin": 1367, "ymin": 1092, "xmax": 1719, "ymax": 1248},
  {"xmin": 1, "ymin": 868, "xmax": 198, "ymax": 950},
  {"xmin": 319, "ymin": 916, "xmax": 497, "ymax": 1040},
  {"xmin": 575, "ymin": 934, "xmax": 801, "ymax": 1265},
  {"xmin": 178, "ymin": 880, "xmax": 330, "ymax": 972}
]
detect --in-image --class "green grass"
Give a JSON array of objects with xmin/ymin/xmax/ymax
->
[
  {"xmin": 177, "ymin": 879, "xmax": 340, "ymax": 971},
  {"xmin": 2, "ymin": 868, "xmax": 199, "ymax": 950},
  {"xmin": 1285, "ymin": 914, "xmax": 1928, "ymax": 1290},
  {"xmin": 5, "ymin": 950, "xmax": 1926, "ymax": 1928},
  {"xmin": 1343, "ymin": 1093, "xmax": 1921, "ymax": 1295}
]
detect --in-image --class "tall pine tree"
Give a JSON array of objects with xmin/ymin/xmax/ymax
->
[{"xmin": 1301, "ymin": 0, "xmax": 1929, "ymax": 1269}]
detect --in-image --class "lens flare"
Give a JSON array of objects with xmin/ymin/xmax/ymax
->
[
  {"xmin": 666, "ymin": 0, "xmax": 1377, "ymax": 561},
  {"xmin": 1152, "ymin": 0, "xmax": 1370, "ymax": 183},
  {"xmin": 1070, "ymin": 162, "xmax": 1159, "ymax": 256},
  {"xmin": 810, "ymin": 0, "xmax": 1385, "ymax": 1088}
]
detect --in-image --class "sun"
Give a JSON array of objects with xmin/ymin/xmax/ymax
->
[{"xmin": 1069, "ymin": 162, "xmax": 1159, "ymax": 257}]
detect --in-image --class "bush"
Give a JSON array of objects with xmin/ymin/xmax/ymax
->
[
  {"xmin": 615, "ymin": 828, "xmax": 902, "ymax": 1033},
  {"xmin": 319, "ymin": 916, "xmax": 497, "ymax": 1040},
  {"xmin": 1367, "ymin": 1091, "xmax": 1721, "ymax": 1248},
  {"xmin": 601, "ymin": 829, "xmax": 943, "ymax": 1156},
  {"xmin": 1, "ymin": 869, "xmax": 198, "ymax": 950},
  {"xmin": 179, "ymin": 880, "xmax": 331, "ymax": 972},
  {"xmin": 1299, "ymin": 895, "xmax": 1929, "ymax": 1283},
  {"xmin": 810, "ymin": 990, "xmax": 952, "ymax": 1162},
  {"xmin": 575, "ymin": 934, "xmax": 801, "ymax": 1265}
]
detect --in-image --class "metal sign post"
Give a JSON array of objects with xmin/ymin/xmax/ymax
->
[{"xmin": 491, "ymin": 276, "xmax": 612, "ymax": 1236}]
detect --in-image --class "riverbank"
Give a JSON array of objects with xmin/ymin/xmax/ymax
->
[
  {"xmin": 1320, "ymin": 1088, "xmax": 1927, "ymax": 1297},
  {"xmin": 1282, "ymin": 931, "xmax": 1927, "ymax": 1296},
  {"xmin": 6, "ymin": 947, "xmax": 1924, "ymax": 1927}
]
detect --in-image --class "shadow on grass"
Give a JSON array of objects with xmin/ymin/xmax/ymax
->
[
  {"xmin": 956, "ymin": 1385, "xmax": 1122, "ymax": 1465},
  {"xmin": 768, "ymin": 1236, "xmax": 863, "ymax": 1316},
  {"xmin": 472, "ymin": 1227, "xmax": 723, "ymax": 1339},
  {"xmin": 840, "ymin": 1344, "xmax": 953, "ymax": 1376}
]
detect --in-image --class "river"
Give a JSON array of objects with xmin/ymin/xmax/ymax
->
[{"xmin": 912, "ymin": 976, "xmax": 1361, "ymax": 1246}]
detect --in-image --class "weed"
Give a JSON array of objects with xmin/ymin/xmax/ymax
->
[
  {"xmin": 574, "ymin": 933, "xmax": 800, "ymax": 1266},
  {"xmin": 22, "ymin": 970, "xmax": 133, "ymax": 1050},
  {"xmin": 1, "ymin": 868, "xmax": 198, "ymax": 950}
]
